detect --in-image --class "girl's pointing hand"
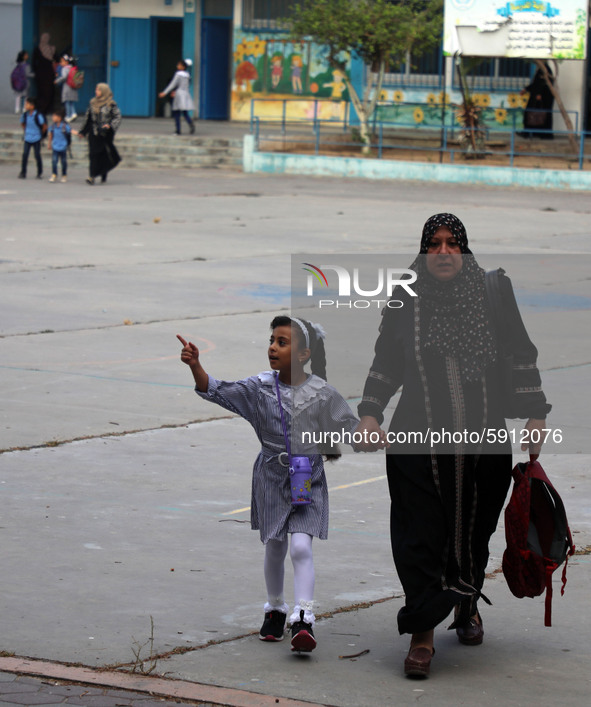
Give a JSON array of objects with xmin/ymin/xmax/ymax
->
[{"xmin": 177, "ymin": 334, "xmax": 199, "ymax": 367}]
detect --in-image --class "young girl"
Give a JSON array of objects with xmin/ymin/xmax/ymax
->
[
  {"xmin": 54, "ymin": 54, "xmax": 78, "ymax": 123},
  {"xmin": 11, "ymin": 50, "xmax": 34, "ymax": 114},
  {"xmin": 177, "ymin": 316, "xmax": 358, "ymax": 651},
  {"xmin": 159, "ymin": 59, "xmax": 195, "ymax": 135}
]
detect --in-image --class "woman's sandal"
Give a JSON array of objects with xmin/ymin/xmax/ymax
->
[
  {"xmin": 404, "ymin": 646, "xmax": 435, "ymax": 678},
  {"xmin": 456, "ymin": 611, "xmax": 484, "ymax": 646}
]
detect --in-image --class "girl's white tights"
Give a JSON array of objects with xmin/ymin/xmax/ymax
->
[{"xmin": 264, "ymin": 532, "xmax": 315, "ymax": 624}]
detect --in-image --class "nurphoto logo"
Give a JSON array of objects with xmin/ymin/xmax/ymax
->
[{"xmin": 302, "ymin": 262, "xmax": 417, "ymax": 309}]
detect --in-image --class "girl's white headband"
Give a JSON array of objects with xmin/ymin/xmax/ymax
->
[{"xmin": 291, "ymin": 318, "xmax": 326, "ymax": 350}]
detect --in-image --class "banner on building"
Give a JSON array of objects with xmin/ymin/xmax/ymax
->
[{"xmin": 443, "ymin": 0, "xmax": 588, "ymax": 59}]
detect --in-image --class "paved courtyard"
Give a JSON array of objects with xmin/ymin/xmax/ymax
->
[{"xmin": 1, "ymin": 162, "xmax": 590, "ymax": 706}]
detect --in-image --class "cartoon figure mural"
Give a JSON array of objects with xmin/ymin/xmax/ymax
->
[
  {"xmin": 231, "ymin": 32, "xmax": 350, "ymax": 122},
  {"xmin": 324, "ymin": 69, "xmax": 346, "ymax": 99},
  {"xmin": 291, "ymin": 55, "xmax": 303, "ymax": 94},
  {"xmin": 271, "ymin": 54, "xmax": 283, "ymax": 89}
]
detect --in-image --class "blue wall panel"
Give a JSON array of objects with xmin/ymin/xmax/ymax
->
[
  {"xmin": 110, "ymin": 17, "xmax": 152, "ymax": 117},
  {"xmin": 200, "ymin": 18, "xmax": 230, "ymax": 120},
  {"xmin": 73, "ymin": 6, "xmax": 108, "ymax": 111}
]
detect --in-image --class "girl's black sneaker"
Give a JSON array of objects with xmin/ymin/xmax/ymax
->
[
  {"xmin": 259, "ymin": 610, "xmax": 286, "ymax": 641},
  {"xmin": 290, "ymin": 610, "xmax": 317, "ymax": 652}
]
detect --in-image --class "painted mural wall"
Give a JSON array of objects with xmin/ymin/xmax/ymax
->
[
  {"xmin": 231, "ymin": 30, "xmax": 351, "ymax": 122},
  {"xmin": 229, "ymin": 28, "xmax": 581, "ymax": 132},
  {"xmin": 375, "ymin": 85, "xmax": 531, "ymax": 133}
]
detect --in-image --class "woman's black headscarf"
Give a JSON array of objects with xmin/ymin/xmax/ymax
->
[
  {"xmin": 419, "ymin": 212, "xmax": 472, "ymax": 254},
  {"xmin": 412, "ymin": 213, "xmax": 496, "ymax": 382}
]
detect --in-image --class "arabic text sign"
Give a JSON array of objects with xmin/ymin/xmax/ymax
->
[{"xmin": 443, "ymin": 0, "xmax": 588, "ymax": 59}]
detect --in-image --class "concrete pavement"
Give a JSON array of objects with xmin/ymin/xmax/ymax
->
[{"xmin": 1, "ymin": 159, "xmax": 590, "ymax": 706}]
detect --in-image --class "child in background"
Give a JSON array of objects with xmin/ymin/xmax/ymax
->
[
  {"xmin": 54, "ymin": 54, "xmax": 78, "ymax": 123},
  {"xmin": 11, "ymin": 50, "xmax": 34, "ymax": 114},
  {"xmin": 19, "ymin": 97, "xmax": 45, "ymax": 179},
  {"xmin": 177, "ymin": 316, "xmax": 359, "ymax": 652},
  {"xmin": 158, "ymin": 59, "xmax": 195, "ymax": 135},
  {"xmin": 47, "ymin": 107, "xmax": 71, "ymax": 183}
]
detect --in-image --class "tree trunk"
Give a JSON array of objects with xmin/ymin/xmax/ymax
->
[
  {"xmin": 342, "ymin": 75, "xmax": 372, "ymax": 155},
  {"xmin": 330, "ymin": 56, "xmax": 387, "ymax": 157},
  {"xmin": 534, "ymin": 59, "xmax": 578, "ymax": 154},
  {"xmin": 456, "ymin": 56, "xmax": 479, "ymax": 153}
]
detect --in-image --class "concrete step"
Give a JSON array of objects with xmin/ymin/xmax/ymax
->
[{"xmin": 0, "ymin": 131, "xmax": 243, "ymax": 170}]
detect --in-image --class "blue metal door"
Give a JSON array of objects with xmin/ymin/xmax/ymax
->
[
  {"xmin": 200, "ymin": 19, "xmax": 231, "ymax": 120},
  {"xmin": 109, "ymin": 18, "xmax": 152, "ymax": 117},
  {"xmin": 72, "ymin": 5, "xmax": 108, "ymax": 112}
]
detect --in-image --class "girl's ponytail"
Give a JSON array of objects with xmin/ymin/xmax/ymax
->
[
  {"xmin": 309, "ymin": 334, "xmax": 327, "ymax": 381},
  {"xmin": 303, "ymin": 320, "xmax": 339, "ymax": 461}
]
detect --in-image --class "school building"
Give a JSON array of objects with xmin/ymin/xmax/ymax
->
[{"xmin": 8, "ymin": 1, "xmax": 591, "ymax": 132}]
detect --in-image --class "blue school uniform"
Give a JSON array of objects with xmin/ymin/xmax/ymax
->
[
  {"xmin": 197, "ymin": 371, "xmax": 358, "ymax": 543},
  {"xmin": 49, "ymin": 121, "xmax": 71, "ymax": 177},
  {"xmin": 19, "ymin": 110, "xmax": 44, "ymax": 177}
]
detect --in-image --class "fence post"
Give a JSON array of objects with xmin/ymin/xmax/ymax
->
[
  {"xmin": 254, "ymin": 117, "xmax": 260, "ymax": 149},
  {"xmin": 578, "ymin": 130, "xmax": 585, "ymax": 170},
  {"xmin": 378, "ymin": 123, "xmax": 383, "ymax": 159},
  {"xmin": 510, "ymin": 127, "xmax": 515, "ymax": 167},
  {"xmin": 282, "ymin": 100, "xmax": 286, "ymax": 135},
  {"xmin": 315, "ymin": 122, "xmax": 320, "ymax": 154}
]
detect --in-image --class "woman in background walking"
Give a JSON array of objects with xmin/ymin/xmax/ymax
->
[{"xmin": 76, "ymin": 83, "xmax": 122, "ymax": 184}]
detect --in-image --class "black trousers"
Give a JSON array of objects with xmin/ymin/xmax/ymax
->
[
  {"xmin": 387, "ymin": 453, "xmax": 512, "ymax": 635},
  {"xmin": 21, "ymin": 140, "xmax": 43, "ymax": 176}
]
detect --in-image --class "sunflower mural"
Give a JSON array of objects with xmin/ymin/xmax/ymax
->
[
  {"xmin": 233, "ymin": 35, "xmax": 266, "ymax": 94},
  {"xmin": 373, "ymin": 87, "xmax": 525, "ymax": 133}
]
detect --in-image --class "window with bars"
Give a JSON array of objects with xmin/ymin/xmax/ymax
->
[
  {"xmin": 453, "ymin": 57, "xmax": 533, "ymax": 91},
  {"xmin": 381, "ymin": 45, "xmax": 443, "ymax": 89},
  {"xmin": 381, "ymin": 49, "xmax": 533, "ymax": 92},
  {"xmin": 242, "ymin": 0, "xmax": 296, "ymax": 31}
]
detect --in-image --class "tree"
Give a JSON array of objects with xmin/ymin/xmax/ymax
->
[
  {"xmin": 288, "ymin": 0, "xmax": 443, "ymax": 154},
  {"xmin": 533, "ymin": 59, "xmax": 577, "ymax": 154}
]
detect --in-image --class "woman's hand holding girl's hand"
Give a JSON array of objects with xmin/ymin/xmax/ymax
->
[
  {"xmin": 177, "ymin": 334, "xmax": 199, "ymax": 367},
  {"xmin": 354, "ymin": 416, "xmax": 390, "ymax": 452}
]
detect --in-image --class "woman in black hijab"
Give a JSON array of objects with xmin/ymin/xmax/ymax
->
[
  {"xmin": 357, "ymin": 214, "xmax": 550, "ymax": 678},
  {"xmin": 31, "ymin": 33, "xmax": 56, "ymax": 116}
]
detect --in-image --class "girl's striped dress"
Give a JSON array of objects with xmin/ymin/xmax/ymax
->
[{"xmin": 197, "ymin": 371, "xmax": 358, "ymax": 543}]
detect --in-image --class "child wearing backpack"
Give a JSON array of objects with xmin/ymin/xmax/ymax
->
[
  {"xmin": 55, "ymin": 54, "xmax": 79, "ymax": 122},
  {"xmin": 11, "ymin": 50, "xmax": 34, "ymax": 114},
  {"xmin": 47, "ymin": 107, "xmax": 71, "ymax": 183},
  {"xmin": 19, "ymin": 97, "xmax": 46, "ymax": 179}
]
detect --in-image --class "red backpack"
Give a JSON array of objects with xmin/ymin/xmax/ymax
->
[
  {"xmin": 502, "ymin": 457, "xmax": 575, "ymax": 626},
  {"xmin": 66, "ymin": 65, "xmax": 84, "ymax": 90}
]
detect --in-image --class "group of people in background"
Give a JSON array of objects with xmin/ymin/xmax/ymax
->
[
  {"xmin": 13, "ymin": 35, "xmax": 198, "ymax": 183},
  {"xmin": 18, "ymin": 84, "xmax": 121, "ymax": 184},
  {"xmin": 13, "ymin": 34, "xmax": 79, "ymax": 120},
  {"xmin": 13, "ymin": 34, "xmax": 122, "ymax": 185}
]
